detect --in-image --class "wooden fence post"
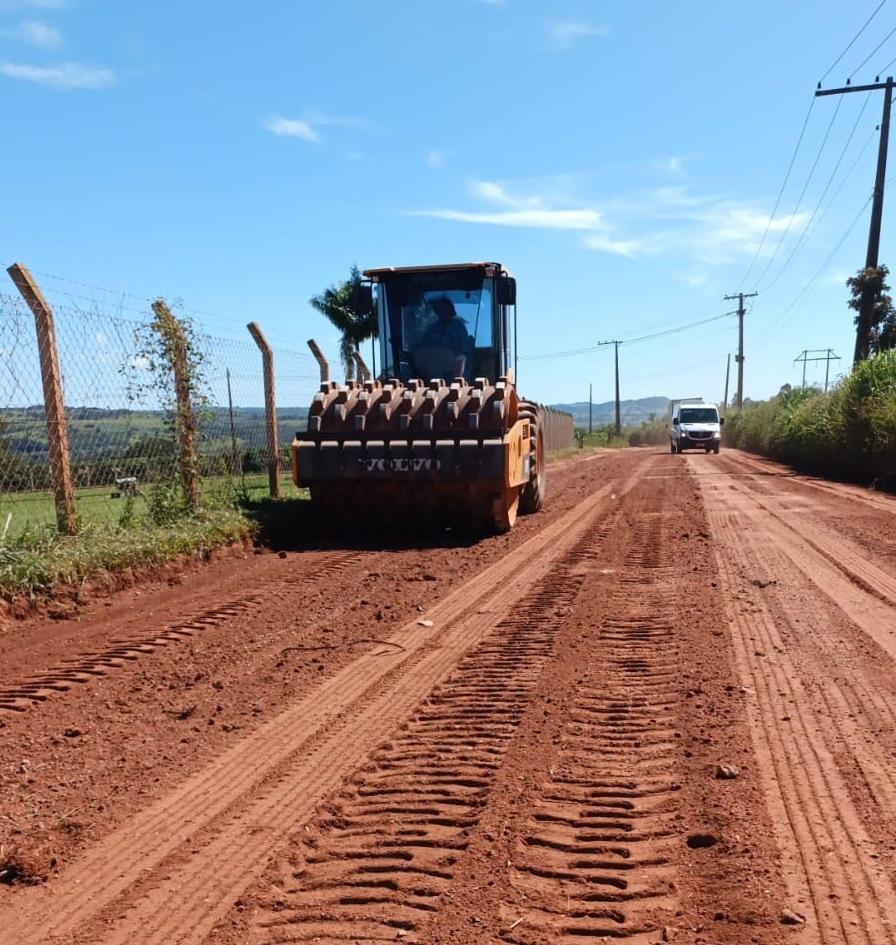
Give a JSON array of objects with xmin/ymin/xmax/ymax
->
[
  {"xmin": 247, "ymin": 321, "xmax": 280, "ymax": 499},
  {"xmin": 150, "ymin": 300, "xmax": 201, "ymax": 511},
  {"xmin": 352, "ymin": 350, "xmax": 371, "ymax": 381},
  {"xmin": 7, "ymin": 263, "xmax": 77, "ymax": 534},
  {"xmin": 307, "ymin": 339, "xmax": 330, "ymax": 384}
]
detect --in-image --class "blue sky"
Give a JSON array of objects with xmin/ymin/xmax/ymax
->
[{"xmin": 2, "ymin": 0, "xmax": 894, "ymax": 407}]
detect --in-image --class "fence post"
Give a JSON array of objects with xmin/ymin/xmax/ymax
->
[
  {"xmin": 307, "ymin": 338, "xmax": 330, "ymax": 384},
  {"xmin": 352, "ymin": 350, "xmax": 371, "ymax": 381},
  {"xmin": 247, "ymin": 321, "xmax": 280, "ymax": 499},
  {"xmin": 150, "ymin": 300, "xmax": 201, "ymax": 511},
  {"xmin": 7, "ymin": 263, "xmax": 77, "ymax": 534}
]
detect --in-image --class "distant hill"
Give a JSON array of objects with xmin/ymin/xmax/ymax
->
[{"xmin": 547, "ymin": 397, "xmax": 670, "ymax": 428}]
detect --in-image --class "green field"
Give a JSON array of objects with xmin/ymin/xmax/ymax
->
[{"xmin": 0, "ymin": 473, "xmax": 305, "ymax": 539}]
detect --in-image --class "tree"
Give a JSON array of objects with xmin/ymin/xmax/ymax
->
[
  {"xmin": 309, "ymin": 265, "xmax": 377, "ymax": 380},
  {"xmin": 847, "ymin": 265, "xmax": 896, "ymax": 360}
]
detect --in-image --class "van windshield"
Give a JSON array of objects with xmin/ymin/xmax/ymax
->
[{"xmin": 680, "ymin": 408, "xmax": 719, "ymax": 423}]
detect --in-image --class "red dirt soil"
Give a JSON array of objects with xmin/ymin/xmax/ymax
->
[{"xmin": 1, "ymin": 446, "xmax": 894, "ymax": 945}]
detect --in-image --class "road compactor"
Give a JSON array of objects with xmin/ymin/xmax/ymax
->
[{"xmin": 292, "ymin": 262, "xmax": 546, "ymax": 532}]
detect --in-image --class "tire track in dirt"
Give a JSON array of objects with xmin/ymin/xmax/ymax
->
[
  {"xmin": 243, "ymin": 549, "xmax": 589, "ymax": 943},
  {"xmin": 693, "ymin": 457, "xmax": 896, "ymax": 945},
  {"xmin": 225, "ymin": 460, "xmax": 687, "ymax": 945},
  {"xmin": 2, "ymin": 458, "xmax": 654, "ymax": 945},
  {"xmin": 499, "ymin": 500, "xmax": 681, "ymax": 944},
  {"xmin": 707, "ymin": 456, "xmax": 896, "ymax": 653},
  {"xmin": 724, "ymin": 449, "xmax": 896, "ymax": 516},
  {"xmin": 0, "ymin": 552, "xmax": 359, "ymax": 713}
]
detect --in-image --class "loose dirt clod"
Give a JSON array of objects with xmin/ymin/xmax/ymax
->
[
  {"xmin": 686, "ymin": 833, "xmax": 719, "ymax": 849},
  {"xmin": 715, "ymin": 764, "xmax": 740, "ymax": 779}
]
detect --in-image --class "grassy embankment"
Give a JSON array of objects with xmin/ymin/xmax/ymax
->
[
  {"xmin": 723, "ymin": 349, "xmax": 896, "ymax": 481},
  {"xmin": 0, "ymin": 475, "xmax": 307, "ymax": 603}
]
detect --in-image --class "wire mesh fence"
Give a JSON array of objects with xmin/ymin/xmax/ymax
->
[{"xmin": 0, "ymin": 279, "xmax": 320, "ymax": 537}]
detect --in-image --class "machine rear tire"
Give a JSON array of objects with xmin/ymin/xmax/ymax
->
[
  {"xmin": 519, "ymin": 402, "xmax": 546, "ymax": 514},
  {"xmin": 520, "ymin": 420, "xmax": 545, "ymax": 514}
]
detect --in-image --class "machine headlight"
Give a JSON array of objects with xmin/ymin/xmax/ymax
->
[{"xmin": 713, "ymin": 431, "xmax": 721, "ymax": 438}]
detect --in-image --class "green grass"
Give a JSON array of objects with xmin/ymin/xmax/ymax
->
[
  {"xmin": 0, "ymin": 472, "xmax": 310, "ymax": 601},
  {"xmin": 0, "ymin": 507, "xmax": 255, "ymax": 601},
  {"xmin": 0, "ymin": 473, "xmax": 304, "ymax": 540}
]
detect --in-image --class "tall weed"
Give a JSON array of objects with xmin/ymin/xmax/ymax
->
[{"xmin": 724, "ymin": 350, "xmax": 896, "ymax": 480}]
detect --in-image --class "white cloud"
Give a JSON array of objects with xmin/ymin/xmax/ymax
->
[
  {"xmin": 653, "ymin": 156, "xmax": 688, "ymax": 178},
  {"xmin": 0, "ymin": 61, "xmax": 115, "ymax": 89},
  {"xmin": 302, "ymin": 109, "xmax": 370, "ymax": 129},
  {"xmin": 414, "ymin": 177, "xmax": 642, "ymax": 256},
  {"xmin": 426, "ymin": 149, "xmax": 444, "ymax": 169},
  {"xmin": 17, "ymin": 19, "xmax": 63, "ymax": 47},
  {"xmin": 582, "ymin": 233, "xmax": 646, "ymax": 258},
  {"xmin": 265, "ymin": 116, "xmax": 320, "ymax": 142},
  {"xmin": 546, "ymin": 20, "xmax": 608, "ymax": 50},
  {"xmin": 677, "ymin": 269, "xmax": 710, "ymax": 289},
  {"xmin": 421, "ymin": 207, "xmax": 605, "ymax": 231},
  {"xmin": 264, "ymin": 111, "xmax": 369, "ymax": 143},
  {"xmin": 413, "ymin": 176, "xmax": 809, "ymax": 266}
]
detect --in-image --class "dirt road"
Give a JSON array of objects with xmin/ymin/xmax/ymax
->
[{"xmin": 2, "ymin": 447, "xmax": 895, "ymax": 944}]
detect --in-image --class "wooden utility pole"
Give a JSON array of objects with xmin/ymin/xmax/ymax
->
[
  {"xmin": 7, "ymin": 263, "xmax": 77, "ymax": 534},
  {"xmin": 594, "ymin": 339, "xmax": 623, "ymax": 436},
  {"xmin": 817, "ymin": 77, "xmax": 893, "ymax": 364},
  {"xmin": 613, "ymin": 340, "xmax": 621, "ymax": 437},
  {"xmin": 588, "ymin": 383, "xmax": 593, "ymax": 436},
  {"xmin": 724, "ymin": 292, "xmax": 757, "ymax": 409},
  {"xmin": 723, "ymin": 353, "xmax": 731, "ymax": 414},
  {"xmin": 247, "ymin": 321, "xmax": 280, "ymax": 499}
]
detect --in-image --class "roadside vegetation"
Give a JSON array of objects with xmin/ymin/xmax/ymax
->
[
  {"xmin": 0, "ymin": 302, "xmax": 307, "ymax": 605},
  {"xmin": 724, "ymin": 348, "xmax": 896, "ymax": 482}
]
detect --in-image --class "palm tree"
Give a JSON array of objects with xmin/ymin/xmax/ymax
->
[{"xmin": 309, "ymin": 265, "xmax": 377, "ymax": 380}]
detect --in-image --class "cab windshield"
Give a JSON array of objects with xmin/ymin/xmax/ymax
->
[
  {"xmin": 379, "ymin": 270, "xmax": 495, "ymax": 383},
  {"xmin": 680, "ymin": 408, "xmax": 719, "ymax": 424}
]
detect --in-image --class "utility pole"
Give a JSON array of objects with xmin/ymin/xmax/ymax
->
[
  {"xmin": 588, "ymin": 383, "xmax": 593, "ymax": 436},
  {"xmin": 824, "ymin": 348, "xmax": 838, "ymax": 392},
  {"xmin": 593, "ymin": 340, "xmax": 623, "ymax": 436},
  {"xmin": 724, "ymin": 292, "xmax": 757, "ymax": 409},
  {"xmin": 613, "ymin": 341, "xmax": 621, "ymax": 436},
  {"xmin": 723, "ymin": 353, "xmax": 731, "ymax": 413},
  {"xmin": 793, "ymin": 348, "xmax": 841, "ymax": 391},
  {"xmin": 816, "ymin": 76, "xmax": 893, "ymax": 364}
]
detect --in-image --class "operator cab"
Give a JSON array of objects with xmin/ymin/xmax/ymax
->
[{"xmin": 364, "ymin": 262, "xmax": 516, "ymax": 383}]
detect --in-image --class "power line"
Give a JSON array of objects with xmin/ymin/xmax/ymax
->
[
  {"xmin": 739, "ymin": 97, "xmax": 816, "ymax": 288},
  {"xmin": 849, "ymin": 22, "xmax": 896, "ymax": 79},
  {"xmin": 762, "ymin": 94, "xmax": 872, "ymax": 292},
  {"xmin": 819, "ymin": 0, "xmax": 888, "ymax": 83},
  {"xmin": 753, "ymin": 194, "xmax": 872, "ymax": 347},
  {"xmin": 623, "ymin": 310, "xmax": 738, "ymax": 345},
  {"xmin": 519, "ymin": 310, "xmax": 737, "ymax": 362},
  {"xmin": 755, "ymin": 96, "xmax": 845, "ymax": 289}
]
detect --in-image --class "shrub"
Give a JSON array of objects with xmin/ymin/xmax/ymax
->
[{"xmin": 723, "ymin": 350, "xmax": 896, "ymax": 481}]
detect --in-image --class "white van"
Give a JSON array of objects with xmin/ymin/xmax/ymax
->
[{"xmin": 670, "ymin": 402, "xmax": 723, "ymax": 454}]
